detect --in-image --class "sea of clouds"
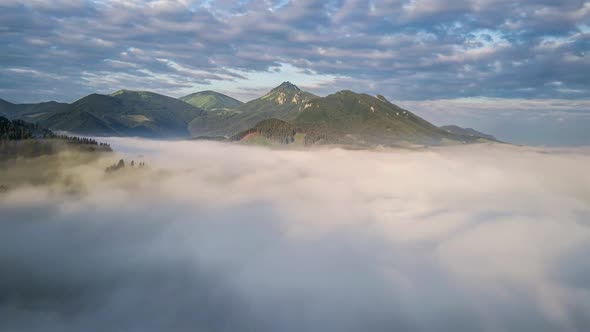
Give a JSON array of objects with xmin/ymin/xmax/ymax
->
[{"xmin": 1, "ymin": 139, "xmax": 589, "ymax": 332}]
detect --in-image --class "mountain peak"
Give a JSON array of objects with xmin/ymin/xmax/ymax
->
[
  {"xmin": 111, "ymin": 89, "xmax": 153, "ymax": 97},
  {"xmin": 270, "ymin": 81, "xmax": 301, "ymax": 93}
]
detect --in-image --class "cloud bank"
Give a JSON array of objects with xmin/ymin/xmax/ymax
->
[
  {"xmin": 1, "ymin": 140, "xmax": 589, "ymax": 331},
  {"xmin": 1, "ymin": 0, "xmax": 588, "ymax": 103}
]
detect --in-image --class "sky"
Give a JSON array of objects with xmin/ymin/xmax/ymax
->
[{"xmin": 0, "ymin": 0, "xmax": 588, "ymax": 145}]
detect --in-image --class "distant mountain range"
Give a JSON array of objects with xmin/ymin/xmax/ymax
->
[
  {"xmin": 1, "ymin": 90, "xmax": 205, "ymax": 137},
  {"xmin": 0, "ymin": 82, "xmax": 500, "ymax": 147},
  {"xmin": 440, "ymin": 125, "xmax": 498, "ymax": 141},
  {"xmin": 0, "ymin": 99, "xmax": 70, "ymax": 120}
]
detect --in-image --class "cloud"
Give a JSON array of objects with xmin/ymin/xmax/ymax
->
[
  {"xmin": 0, "ymin": 0, "xmax": 588, "ymax": 103},
  {"xmin": 0, "ymin": 140, "xmax": 589, "ymax": 331}
]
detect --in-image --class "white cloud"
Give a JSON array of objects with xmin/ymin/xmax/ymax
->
[{"xmin": 0, "ymin": 140, "xmax": 589, "ymax": 331}]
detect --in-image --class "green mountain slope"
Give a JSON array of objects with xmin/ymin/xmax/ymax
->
[
  {"xmin": 293, "ymin": 91, "xmax": 474, "ymax": 146},
  {"xmin": 180, "ymin": 90, "xmax": 243, "ymax": 113},
  {"xmin": 40, "ymin": 91, "xmax": 206, "ymax": 137},
  {"xmin": 190, "ymin": 84, "xmax": 496, "ymax": 147},
  {"xmin": 0, "ymin": 98, "xmax": 70, "ymax": 122},
  {"xmin": 189, "ymin": 82, "xmax": 317, "ymax": 136},
  {"xmin": 230, "ymin": 118, "xmax": 298, "ymax": 145}
]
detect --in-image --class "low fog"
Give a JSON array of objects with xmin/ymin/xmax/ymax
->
[{"xmin": 1, "ymin": 139, "xmax": 589, "ymax": 332}]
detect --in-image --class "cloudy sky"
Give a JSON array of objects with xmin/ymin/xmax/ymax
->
[{"xmin": 0, "ymin": 0, "xmax": 589, "ymax": 145}]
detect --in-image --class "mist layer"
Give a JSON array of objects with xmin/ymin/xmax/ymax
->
[{"xmin": 1, "ymin": 140, "xmax": 589, "ymax": 332}]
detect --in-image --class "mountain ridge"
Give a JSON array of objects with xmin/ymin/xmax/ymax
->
[
  {"xmin": 440, "ymin": 125, "xmax": 499, "ymax": 141},
  {"xmin": 0, "ymin": 98, "xmax": 71, "ymax": 121},
  {"xmin": 39, "ymin": 90, "xmax": 206, "ymax": 137},
  {"xmin": 1, "ymin": 83, "xmax": 499, "ymax": 146},
  {"xmin": 189, "ymin": 82, "xmax": 319, "ymax": 136}
]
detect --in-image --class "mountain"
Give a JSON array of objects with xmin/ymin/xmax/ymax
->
[
  {"xmin": 191, "ymin": 84, "xmax": 499, "ymax": 147},
  {"xmin": 230, "ymin": 118, "xmax": 299, "ymax": 145},
  {"xmin": 219, "ymin": 91, "xmax": 497, "ymax": 148},
  {"xmin": 292, "ymin": 91, "xmax": 475, "ymax": 146},
  {"xmin": 189, "ymin": 82, "xmax": 318, "ymax": 136},
  {"xmin": 440, "ymin": 125, "xmax": 498, "ymax": 141},
  {"xmin": 235, "ymin": 81, "xmax": 318, "ymax": 123},
  {"xmin": 180, "ymin": 91, "xmax": 243, "ymax": 113},
  {"xmin": 0, "ymin": 98, "xmax": 70, "ymax": 121},
  {"xmin": 1, "ymin": 83, "xmax": 501, "ymax": 146},
  {"xmin": 39, "ymin": 90, "xmax": 206, "ymax": 137}
]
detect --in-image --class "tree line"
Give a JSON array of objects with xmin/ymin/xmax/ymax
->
[
  {"xmin": 105, "ymin": 159, "xmax": 147, "ymax": 173},
  {"xmin": 1, "ymin": 116, "xmax": 110, "ymax": 147}
]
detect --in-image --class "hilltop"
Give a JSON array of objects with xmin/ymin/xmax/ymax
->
[{"xmin": 180, "ymin": 90, "xmax": 243, "ymax": 114}]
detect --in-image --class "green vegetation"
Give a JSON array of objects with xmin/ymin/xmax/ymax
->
[
  {"xmin": 180, "ymin": 90, "xmax": 243, "ymax": 113},
  {"xmin": 0, "ymin": 116, "xmax": 53, "ymax": 139},
  {"xmin": 189, "ymin": 135, "xmax": 228, "ymax": 142},
  {"xmin": 240, "ymin": 134, "xmax": 273, "ymax": 146},
  {"xmin": 38, "ymin": 90, "xmax": 206, "ymax": 137},
  {"xmin": 2, "ymin": 83, "xmax": 498, "ymax": 147},
  {"xmin": 293, "ymin": 91, "xmax": 475, "ymax": 146},
  {"xmin": 0, "ymin": 117, "xmax": 113, "ymax": 190},
  {"xmin": 293, "ymin": 132, "xmax": 306, "ymax": 146},
  {"xmin": 189, "ymin": 83, "xmax": 484, "ymax": 147},
  {"xmin": 0, "ymin": 116, "xmax": 111, "ymax": 161},
  {"xmin": 231, "ymin": 118, "xmax": 297, "ymax": 144},
  {"xmin": 0, "ymin": 98, "xmax": 70, "ymax": 121},
  {"xmin": 190, "ymin": 82, "xmax": 317, "ymax": 136},
  {"xmin": 223, "ymin": 89, "xmax": 498, "ymax": 147}
]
